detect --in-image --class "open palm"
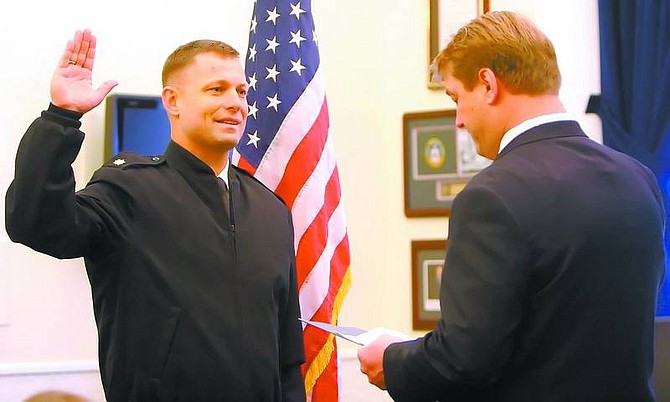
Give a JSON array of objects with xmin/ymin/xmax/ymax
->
[{"xmin": 50, "ymin": 29, "xmax": 117, "ymax": 113}]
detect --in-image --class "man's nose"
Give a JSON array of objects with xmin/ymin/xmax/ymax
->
[{"xmin": 223, "ymin": 89, "xmax": 243, "ymax": 111}]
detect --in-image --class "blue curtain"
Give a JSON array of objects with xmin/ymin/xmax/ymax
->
[{"xmin": 591, "ymin": 0, "xmax": 670, "ymax": 316}]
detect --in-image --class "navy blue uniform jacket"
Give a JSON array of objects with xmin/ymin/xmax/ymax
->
[
  {"xmin": 384, "ymin": 121, "xmax": 666, "ymax": 401},
  {"xmin": 5, "ymin": 105, "xmax": 306, "ymax": 402}
]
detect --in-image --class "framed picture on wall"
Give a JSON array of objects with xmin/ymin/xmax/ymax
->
[
  {"xmin": 412, "ymin": 239, "xmax": 447, "ymax": 330},
  {"xmin": 403, "ymin": 110, "xmax": 491, "ymax": 217},
  {"xmin": 429, "ymin": 0, "xmax": 490, "ymax": 88}
]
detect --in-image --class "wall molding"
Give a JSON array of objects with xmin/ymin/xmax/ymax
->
[
  {"xmin": 0, "ymin": 351, "xmax": 357, "ymax": 377},
  {"xmin": 0, "ymin": 360, "xmax": 99, "ymax": 377}
]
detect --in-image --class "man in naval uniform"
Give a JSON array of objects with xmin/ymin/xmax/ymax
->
[{"xmin": 5, "ymin": 29, "xmax": 306, "ymax": 402}]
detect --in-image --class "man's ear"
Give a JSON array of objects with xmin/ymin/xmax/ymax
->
[
  {"xmin": 478, "ymin": 68, "xmax": 499, "ymax": 104},
  {"xmin": 162, "ymin": 86, "xmax": 179, "ymax": 117}
]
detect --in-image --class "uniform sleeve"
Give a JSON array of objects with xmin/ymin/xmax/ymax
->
[
  {"xmin": 383, "ymin": 184, "xmax": 531, "ymax": 401},
  {"xmin": 280, "ymin": 213, "xmax": 307, "ymax": 402},
  {"xmin": 5, "ymin": 105, "xmax": 116, "ymax": 259}
]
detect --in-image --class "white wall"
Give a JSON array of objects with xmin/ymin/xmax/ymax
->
[{"xmin": 0, "ymin": 0, "xmax": 600, "ymax": 400}]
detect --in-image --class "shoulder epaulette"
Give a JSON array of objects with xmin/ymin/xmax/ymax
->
[{"xmin": 103, "ymin": 153, "xmax": 165, "ymax": 169}]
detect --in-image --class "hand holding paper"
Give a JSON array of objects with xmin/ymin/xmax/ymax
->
[
  {"xmin": 300, "ymin": 319, "xmax": 415, "ymax": 391},
  {"xmin": 357, "ymin": 334, "xmax": 403, "ymax": 390}
]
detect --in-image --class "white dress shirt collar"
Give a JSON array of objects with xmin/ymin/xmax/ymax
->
[
  {"xmin": 217, "ymin": 161, "xmax": 230, "ymax": 186},
  {"xmin": 498, "ymin": 113, "xmax": 576, "ymax": 155}
]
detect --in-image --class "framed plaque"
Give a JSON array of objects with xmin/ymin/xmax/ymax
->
[{"xmin": 403, "ymin": 110, "xmax": 491, "ymax": 217}]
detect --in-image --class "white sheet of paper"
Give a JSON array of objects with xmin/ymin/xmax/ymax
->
[{"xmin": 300, "ymin": 319, "xmax": 412, "ymax": 346}]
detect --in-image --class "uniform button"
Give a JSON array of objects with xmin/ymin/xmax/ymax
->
[{"xmin": 151, "ymin": 156, "xmax": 160, "ymax": 161}]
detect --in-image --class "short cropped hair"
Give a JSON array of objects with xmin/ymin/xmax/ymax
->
[
  {"xmin": 162, "ymin": 40, "xmax": 240, "ymax": 86},
  {"xmin": 432, "ymin": 11, "xmax": 561, "ymax": 95}
]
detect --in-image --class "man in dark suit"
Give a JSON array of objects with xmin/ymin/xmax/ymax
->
[
  {"xmin": 5, "ymin": 29, "xmax": 306, "ymax": 402},
  {"xmin": 358, "ymin": 11, "xmax": 666, "ymax": 401}
]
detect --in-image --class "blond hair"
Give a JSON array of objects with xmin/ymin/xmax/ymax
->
[
  {"xmin": 432, "ymin": 11, "xmax": 561, "ymax": 95},
  {"xmin": 162, "ymin": 40, "xmax": 239, "ymax": 86}
]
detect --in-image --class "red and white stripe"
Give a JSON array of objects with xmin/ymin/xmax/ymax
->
[{"xmin": 233, "ymin": 65, "xmax": 351, "ymax": 401}]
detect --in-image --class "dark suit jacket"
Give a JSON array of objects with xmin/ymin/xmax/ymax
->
[
  {"xmin": 5, "ymin": 105, "xmax": 306, "ymax": 402},
  {"xmin": 384, "ymin": 121, "xmax": 666, "ymax": 401}
]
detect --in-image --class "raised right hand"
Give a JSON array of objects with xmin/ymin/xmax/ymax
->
[{"xmin": 50, "ymin": 29, "xmax": 118, "ymax": 114}]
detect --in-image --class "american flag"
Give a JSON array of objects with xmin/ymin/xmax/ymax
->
[{"xmin": 232, "ymin": 0, "xmax": 352, "ymax": 400}]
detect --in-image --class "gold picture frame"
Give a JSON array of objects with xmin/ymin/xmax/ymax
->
[{"xmin": 428, "ymin": 0, "xmax": 490, "ymax": 89}]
